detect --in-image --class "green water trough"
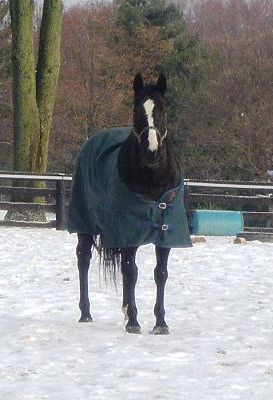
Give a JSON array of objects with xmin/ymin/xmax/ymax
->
[{"xmin": 190, "ymin": 210, "xmax": 244, "ymax": 236}]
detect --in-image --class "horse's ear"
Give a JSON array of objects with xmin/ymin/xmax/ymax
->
[
  {"xmin": 133, "ymin": 73, "xmax": 144, "ymax": 93},
  {"xmin": 156, "ymin": 73, "xmax": 167, "ymax": 96}
]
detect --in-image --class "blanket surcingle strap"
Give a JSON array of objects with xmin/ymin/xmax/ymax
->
[{"xmin": 67, "ymin": 127, "xmax": 192, "ymax": 249}]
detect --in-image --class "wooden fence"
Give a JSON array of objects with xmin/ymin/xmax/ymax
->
[
  {"xmin": 0, "ymin": 172, "xmax": 273, "ymax": 233},
  {"xmin": 184, "ymin": 180, "xmax": 273, "ymax": 239},
  {"xmin": 0, "ymin": 172, "xmax": 72, "ymax": 230}
]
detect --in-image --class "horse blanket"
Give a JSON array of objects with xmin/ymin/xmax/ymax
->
[{"xmin": 67, "ymin": 127, "xmax": 192, "ymax": 249}]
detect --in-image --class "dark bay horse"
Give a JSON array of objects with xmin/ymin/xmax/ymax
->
[{"xmin": 68, "ymin": 73, "xmax": 192, "ymax": 334}]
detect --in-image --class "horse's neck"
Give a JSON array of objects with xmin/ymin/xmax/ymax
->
[{"xmin": 117, "ymin": 133, "xmax": 180, "ymax": 201}]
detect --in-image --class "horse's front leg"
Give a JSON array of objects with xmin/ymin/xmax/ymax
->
[
  {"xmin": 121, "ymin": 247, "xmax": 141, "ymax": 334},
  {"xmin": 76, "ymin": 233, "xmax": 93, "ymax": 322},
  {"xmin": 152, "ymin": 246, "xmax": 170, "ymax": 335}
]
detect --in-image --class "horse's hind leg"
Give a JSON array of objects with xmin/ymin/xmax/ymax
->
[
  {"xmin": 76, "ymin": 233, "xmax": 93, "ymax": 322},
  {"xmin": 151, "ymin": 246, "xmax": 170, "ymax": 335},
  {"xmin": 121, "ymin": 247, "xmax": 141, "ymax": 334}
]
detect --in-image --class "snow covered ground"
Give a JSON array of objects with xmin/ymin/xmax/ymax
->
[{"xmin": 1, "ymin": 227, "xmax": 273, "ymax": 400}]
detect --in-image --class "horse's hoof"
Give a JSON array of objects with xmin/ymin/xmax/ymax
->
[
  {"xmin": 125, "ymin": 324, "xmax": 141, "ymax": 334},
  {"xmin": 79, "ymin": 316, "xmax": 93, "ymax": 323},
  {"xmin": 150, "ymin": 325, "xmax": 169, "ymax": 335}
]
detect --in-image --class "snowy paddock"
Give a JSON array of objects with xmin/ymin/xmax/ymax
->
[{"xmin": 1, "ymin": 227, "xmax": 273, "ymax": 400}]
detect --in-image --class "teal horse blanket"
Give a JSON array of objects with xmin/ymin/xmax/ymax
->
[{"xmin": 67, "ymin": 127, "xmax": 192, "ymax": 249}]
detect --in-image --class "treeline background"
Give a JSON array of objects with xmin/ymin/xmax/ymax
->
[{"xmin": 1, "ymin": 0, "xmax": 273, "ymax": 180}]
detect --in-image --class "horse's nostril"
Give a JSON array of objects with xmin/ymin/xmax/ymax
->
[{"xmin": 146, "ymin": 150, "xmax": 160, "ymax": 164}]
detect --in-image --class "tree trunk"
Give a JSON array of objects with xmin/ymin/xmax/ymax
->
[
  {"xmin": 36, "ymin": 0, "xmax": 63, "ymax": 175},
  {"xmin": 10, "ymin": 0, "xmax": 40, "ymax": 173},
  {"xmin": 7, "ymin": 0, "xmax": 63, "ymax": 221}
]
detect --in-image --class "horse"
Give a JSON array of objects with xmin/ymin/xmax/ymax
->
[{"xmin": 67, "ymin": 73, "xmax": 192, "ymax": 334}]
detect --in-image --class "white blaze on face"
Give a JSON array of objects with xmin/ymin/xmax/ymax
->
[{"xmin": 143, "ymin": 99, "xmax": 158, "ymax": 152}]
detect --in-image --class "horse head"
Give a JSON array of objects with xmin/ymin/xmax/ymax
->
[{"xmin": 133, "ymin": 73, "xmax": 168, "ymax": 166}]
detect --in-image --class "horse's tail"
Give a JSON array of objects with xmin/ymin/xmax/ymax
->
[{"xmin": 93, "ymin": 236, "xmax": 121, "ymax": 286}]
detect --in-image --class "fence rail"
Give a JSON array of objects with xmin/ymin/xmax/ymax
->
[
  {"xmin": 0, "ymin": 172, "xmax": 72, "ymax": 181},
  {"xmin": 0, "ymin": 172, "xmax": 272, "ymax": 232},
  {"xmin": 185, "ymin": 180, "xmax": 273, "ymax": 190}
]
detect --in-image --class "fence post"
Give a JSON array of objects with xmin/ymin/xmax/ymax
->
[
  {"xmin": 56, "ymin": 179, "xmax": 66, "ymax": 230},
  {"xmin": 184, "ymin": 182, "xmax": 190, "ymax": 220}
]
